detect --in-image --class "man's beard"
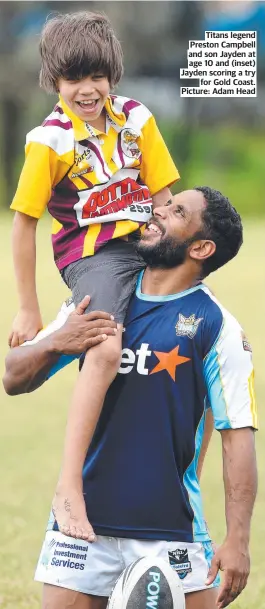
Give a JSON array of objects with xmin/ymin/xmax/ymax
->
[{"xmin": 136, "ymin": 233, "xmax": 193, "ymax": 269}]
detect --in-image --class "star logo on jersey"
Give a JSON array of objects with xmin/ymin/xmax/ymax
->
[
  {"xmin": 149, "ymin": 346, "xmax": 190, "ymax": 381},
  {"xmin": 175, "ymin": 313, "xmax": 203, "ymax": 339}
]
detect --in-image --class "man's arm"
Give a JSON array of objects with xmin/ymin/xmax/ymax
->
[
  {"xmin": 152, "ymin": 187, "xmax": 172, "ymax": 208},
  {"xmin": 3, "ymin": 296, "xmax": 117, "ymax": 395},
  {"xmin": 4, "ymin": 336, "xmax": 61, "ymax": 395},
  {"xmin": 203, "ymin": 308, "xmax": 258, "ymax": 607},
  {"xmin": 206, "ymin": 427, "xmax": 257, "ymax": 608}
]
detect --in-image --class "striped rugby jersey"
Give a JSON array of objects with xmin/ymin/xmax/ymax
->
[{"xmin": 11, "ymin": 95, "xmax": 179, "ymax": 270}]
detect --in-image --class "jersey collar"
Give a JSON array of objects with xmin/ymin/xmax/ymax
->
[
  {"xmin": 136, "ymin": 270, "xmax": 204, "ymax": 302},
  {"xmin": 59, "ymin": 95, "xmax": 126, "ymax": 141}
]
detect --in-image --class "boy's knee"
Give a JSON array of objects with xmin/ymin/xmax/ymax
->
[{"xmin": 86, "ymin": 336, "xmax": 122, "ymax": 370}]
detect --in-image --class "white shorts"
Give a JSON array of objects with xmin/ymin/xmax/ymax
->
[{"xmin": 35, "ymin": 530, "xmax": 220, "ymax": 597}]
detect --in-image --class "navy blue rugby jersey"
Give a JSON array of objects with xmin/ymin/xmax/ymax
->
[{"xmin": 25, "ymin": 272, "xmax": 257, "ymax": 542}]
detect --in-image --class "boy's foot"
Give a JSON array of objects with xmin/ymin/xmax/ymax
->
[{"xmin": 52, "ymin": 485, "xmax": 96, "ymax": 542}]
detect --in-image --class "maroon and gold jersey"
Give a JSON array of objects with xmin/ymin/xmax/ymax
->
[{"xmin": 11, "ymin": 95, "xmax": 179, "ymax": 270}]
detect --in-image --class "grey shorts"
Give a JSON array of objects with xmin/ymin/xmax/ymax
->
[{"xmin": 61, "ymin": 239, "xmax": 146, "ymax": 323}]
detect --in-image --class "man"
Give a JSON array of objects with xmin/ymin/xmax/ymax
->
[{"xmin": 3, "ymin": 187, "xmax": 258, "ymax": 609}]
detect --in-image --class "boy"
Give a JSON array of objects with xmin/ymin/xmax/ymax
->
[{"xmin": 9, "ymin": 12, "xmax": 179, "ymax": 541}]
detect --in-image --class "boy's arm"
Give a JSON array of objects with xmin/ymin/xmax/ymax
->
[
  {"xmin": 152, "ymin": 186, "xmax": 172, "ymax": 209},
  {"xmin": 139, "ymin": 113, "xmax": 180, "ymax": 201},
  {"xmin": 9, "ymin": 211, "xmax": 41, "ymax": 347},
  {"xmin": 10, "ymin": 140, "xmax": 71, "ymax": 347},
  {"xmin": 3, "ymin": 297, "xmax": 117, "ymax": 395}
]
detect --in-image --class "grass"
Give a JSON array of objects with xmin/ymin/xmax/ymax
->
[{"xmin": 0, "ymin": 214, "xmax": 264, "ymax": 609}]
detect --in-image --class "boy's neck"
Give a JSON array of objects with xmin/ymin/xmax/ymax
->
[{"xmin": 86, "ymin": 109, "xmax": 106, "ymax": 133}]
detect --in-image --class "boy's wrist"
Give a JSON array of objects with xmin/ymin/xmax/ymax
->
[{"xmin": 19, "ymin": 302, "xmax": 40, "ymax": 313}]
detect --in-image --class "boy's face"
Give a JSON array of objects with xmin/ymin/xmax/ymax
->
[{"xmin": 58, "ymin": 74, "xmax": 110, "ymax": 124}]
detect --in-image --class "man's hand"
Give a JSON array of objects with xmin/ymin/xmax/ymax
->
[
  {"xmin": 206, "ymin": 537, "xmax": 250, "ymax": 608},
  {"xmin": 51, "ymin": 295, "xmax": 118, "ymax": 355}
]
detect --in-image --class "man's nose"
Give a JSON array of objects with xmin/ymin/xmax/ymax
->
[{"xmin": 153, "ymin": 206, "xmax": 167, "ymax": 220}]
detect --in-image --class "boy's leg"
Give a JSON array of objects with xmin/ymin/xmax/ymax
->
[
  {"xmin": 53, "ymin": 330, "xmax": 122, "ymax": 540},
  {"xmin": 42, "ymin": 585, "xmax": 108, "ymax": 609},
  {"xmin": 53, "ymin": 240, "xmax": 145, "ymax": 540}
]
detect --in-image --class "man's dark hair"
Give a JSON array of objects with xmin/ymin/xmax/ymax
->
[
  {"xmin": 39, "ymin": 12, "xmax": 123, "ymax": 92},
  {"xmin": 195, "ymin": 186, "xmax": 243, "ymax": 278}
]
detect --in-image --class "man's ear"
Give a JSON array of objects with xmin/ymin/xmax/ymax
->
[{"xmin": 189, "ymin": 240, "xmax": 216, "ymax": 263}]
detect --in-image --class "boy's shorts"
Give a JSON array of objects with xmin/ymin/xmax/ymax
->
[
  {"xmin": 61, "ymin": 239, "xmax": 146, "ymax": 323},
  {"xmin": 35, "ymin": 530, "xmax": 220, "ymax": 597}
]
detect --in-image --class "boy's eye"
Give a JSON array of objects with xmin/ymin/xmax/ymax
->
[{"xmin": 92, "ymin": 74, "xmax": 105, "ymax": 81}]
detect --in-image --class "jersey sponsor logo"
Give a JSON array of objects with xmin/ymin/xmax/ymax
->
[
  {"xmin": 40, "ymin": 537, "xmax": 88, "ymax": 570},
  {"xmin": 74, "ymin": 148, "xmax": 93, "ymax": 165},
  {"xmin": 81, "ymin": 178, "xmax": 151, "ymax": 219},
  {"xmin": 40, "ymin": 538, "xmax": 57, "ymax": 568},
  {"xmin": 119, "ymin": 343, "xmax": 190, "ymax": 381},
  {"xmin": 72, "ymin": 149, "xmax": 94, "ymax": 178},
  {"xmin": 51, "ymin": 556, "xmax": 85, "ymax": 570},
  {"xmin": 71, "ymin": 167, "xmax": 93, "ymax": 179},
  {"xmin": 168, "ymin": 549, "xmax": 192, "ymax": 579},
  {"xmin": 175, "ymin": 314, "xmax": 203, "ymax": 339},
  {"xmin": 121, "ymin": 128, "xmax": 141, "ymax": 158},
  {"xmin": 241, "ymin": 330, "xmax": 252, "ymax": 353}
]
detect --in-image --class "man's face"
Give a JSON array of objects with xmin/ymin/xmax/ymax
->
[
  {"xmin": 136, "ymin": 190, "xmax": 206, "ymax": 268},
  {"xmin": 58, "ymin": 74, "xmax": 110, "ymax": 123}
]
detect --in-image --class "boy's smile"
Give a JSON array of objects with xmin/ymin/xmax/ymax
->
[{"xmin": 58, "ymin": 74, "xmax": 110, "ymax": 128}]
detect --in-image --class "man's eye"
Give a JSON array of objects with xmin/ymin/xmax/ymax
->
[{"xmin": 175, "ymin": 206, "xmax": 184, "ymax": 216}]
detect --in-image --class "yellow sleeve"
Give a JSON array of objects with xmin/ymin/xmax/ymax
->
[
  {"xmin": 139, "ymin": 115, "xmax": 180, "ymax": 195},
  {"xmin": 10, "ymin": 142, "xmax": 71, "ymax": 219}
]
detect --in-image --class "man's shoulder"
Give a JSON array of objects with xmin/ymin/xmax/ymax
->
[
  {"xmin": 200, "ymin": 285, "xmax": 241, "ymax": 329},
  {"xmin": 200, "ymin": 285, "xmax": 245, "ymax": 355},
  {"xmin": 110, "ymin": 94, "xmax": 152, "ymax": 131},
  {"xmin": 26, "ymin": 104, "xmax": 74, "ymax": 156}
]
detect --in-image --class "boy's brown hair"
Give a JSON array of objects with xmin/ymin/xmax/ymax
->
[{"xmin": 39, "ymin": 11, "xmax": 123, "ymax": 93}]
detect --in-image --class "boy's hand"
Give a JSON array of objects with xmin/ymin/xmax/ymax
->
[{"xmin": 9, "ymin": 308, "xmax": 43, "ymax": 348}]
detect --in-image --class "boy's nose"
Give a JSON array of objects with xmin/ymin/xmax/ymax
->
[
  {"xmin": 78, "ymin": 82, "xmax": 96, "ymax": 96},
  {"xmin": 79, "ymin": 88, "xmax": 96, "ymax": 97}
]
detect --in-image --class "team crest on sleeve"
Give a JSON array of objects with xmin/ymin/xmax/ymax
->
[
  {"xmin": 121, "ymin": 128, "xmax": 141, "ymax": 158},
  {"xmin": 168, "ymin": 549, "xmax": 192, "ymax": 579},
  {"xmin": 175, "ymin": 314, "xmax": 203, "ymax": 339}
]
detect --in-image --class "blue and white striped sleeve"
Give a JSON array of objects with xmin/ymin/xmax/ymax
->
[{"xmin": 203, "ymin": 308, "xmax": 257, "ymax": 430}]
